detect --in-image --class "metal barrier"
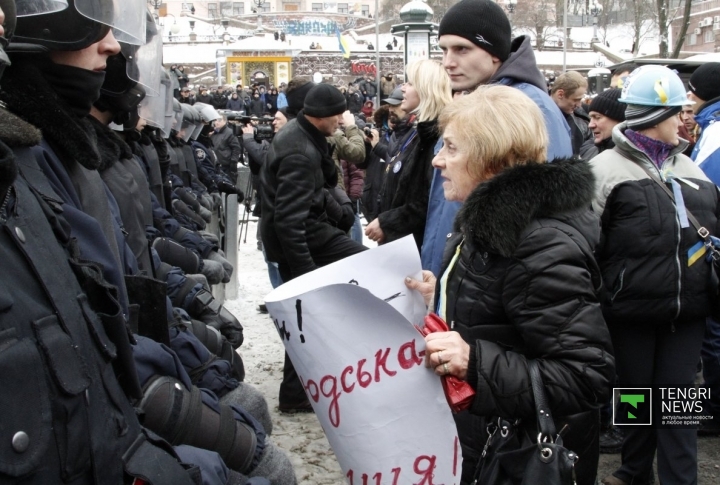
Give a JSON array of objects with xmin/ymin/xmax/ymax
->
[{"xmin": 203, "ymin": 166, "xmax": 250, "ymax": 303}]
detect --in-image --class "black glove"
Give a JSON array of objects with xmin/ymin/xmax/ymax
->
[{"xmin": 217, "ymin": 181, "xmax": 245, "ymax": 202}]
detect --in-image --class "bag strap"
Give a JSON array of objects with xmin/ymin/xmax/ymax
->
[
  {"xmin": 528, "ymin": 360, "xmax": 557, "ymax": 441},
  {"xmin": 634, "ymin": 161, "xmax": 715, "ymax": 246}
]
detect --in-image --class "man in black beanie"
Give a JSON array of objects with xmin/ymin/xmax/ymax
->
[
  {"xmin": 581, "ymin": 88, "xmax": 626, "ymax": 159},
  {"xmin": 688, "ymin": 62, "xmax": 720, "ymax": 437},
  {"xmin": 689, "ymin": 62, "xmax": 720, "ymax": 186},
  {"xmin": 259, "ymin": 83, "xmax": 366, "ymax": 412},
  {"xmin": 422, "ymin": 0, "xmax": 572, "ymax": 308}
]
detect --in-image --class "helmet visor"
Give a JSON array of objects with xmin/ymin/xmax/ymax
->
[
  {"xmin": 74, "ymin": 0, "xmax": 146, "ymax": 45},
  {"xmin": 139, "ymin": 89, "xmax": 165, "ymax": 130},
  {"xmin": 123, "ymin": 21, "xmax": 161, "ymax": 96},
  {"xmin": 16, "ymin": 0, "xmax": 68, "ymax": 16},
  {"xmin": 193, "ymin": 102, "xmax": 221, "ymax": 124}
]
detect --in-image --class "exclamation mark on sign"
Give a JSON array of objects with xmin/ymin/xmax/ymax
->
[{"xmin": 296, "ymin": 299, "xmax": 305, "ymax": 343}]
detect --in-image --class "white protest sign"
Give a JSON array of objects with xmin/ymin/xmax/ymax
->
[
  {"xmin": 266, "ymin": 235, "xmax": 427, "ymax": 326},
  {"xmin": 265, "ymin": 237, "xmax": 462, "ymax": 484}
]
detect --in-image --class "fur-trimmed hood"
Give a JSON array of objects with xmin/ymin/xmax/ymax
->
[{"xmin": 455, "ymin": 158, "xmax": 596, "ymax": 257}]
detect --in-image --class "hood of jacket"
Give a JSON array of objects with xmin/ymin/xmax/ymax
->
[
  {"xmin": 455, "ymin": 157, "xmax": 596, "ymax": 257},
  {"xmin": 490, "ymin": 36, "xmax": 547, "ymax": 93},
  {"xmin": 694, "ymin": 98, "xmax": 720, "ymax": 130},
  {"xmin": 611, "ymin": 122, "xmax": 689, "ymax": 170}
]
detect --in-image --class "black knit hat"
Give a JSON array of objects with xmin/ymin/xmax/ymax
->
[
  {"xmin": 303, "ymin": 84, "xmax": 347, "ymax": 118},
  {"xmin": 286, "ymin": 81, "xmax": 315, "ymax": 117},
  {"xmin": 625, "ymin": 104, "xmax": 681, "ymax": 131},
  {"xmin": 438, "ymin": 0, "xmax": 512, "ymax": 62},
  {"xmin": 689, "ymin": 62, "xmax": 720, "ymax": 102},
  {"xmin": 588, "ymin": 88, "xmax": 626, "ymax": 122}
]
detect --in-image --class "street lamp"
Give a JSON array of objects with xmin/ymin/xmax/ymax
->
[
  {"xmin": 590, "ymin": 2, "xmax": 600, "ymax": 43},
  {"xmin": 390, "ymin": 1, "xmax": 437, "ymax": 76},
  {"xmin": 253, "ymin": 0, "xmax": 264, "ymax": 32},
  {"xmin": 164, "ymin": 14, "xmax": 181, "ymax": 35},
  {"xmin": 505, "ymin": 0, "xmax": 515, "ymax": 32}
]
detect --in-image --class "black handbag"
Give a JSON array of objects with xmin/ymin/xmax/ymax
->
[
  {"xmin": 633, "ymin": 162, "xmax": 720, "ymax": 320},
  {"xmin": 472, "ymin": 360, "xmax": 579, "ymax": 485}
]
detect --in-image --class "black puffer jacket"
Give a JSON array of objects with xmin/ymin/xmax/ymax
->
[
  {"xmin": 437, "ymin": 158, "xmax": 614, "ymax": 484},
  {"xmin": 259, "ymin": 113, "xmax": 346, "ymax": 277},
  {"xmin": 591, "ymin": 124, "xmax": 720, "ymax": 325},
  {"xmin": 376, "ymin": 119, "xmax": 438, "ymax": 249}
]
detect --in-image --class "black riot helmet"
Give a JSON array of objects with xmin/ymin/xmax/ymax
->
[
  {"xmin": 0, "ymin": 0, "xmax": 17, "ymax": 78},
  {"xmin": 12, "ymin": 0, "xmax": 146, "ymax": 53}
]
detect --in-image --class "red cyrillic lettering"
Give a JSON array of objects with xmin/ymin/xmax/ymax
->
[
  {"xmin": 320, "ymin": 375, "xmax": 342, "ymax": 427},
  {"xmin": 357, "ymin": 358, "xmax": 372, "ymax": 388},
  {"xmin": 391, "ymin": 467, "xmax": 401, "ymax": 485},
  {"xmin": 374, "ymin": 347, "xmax": 397, "ymax": 382},
  {"xmin": 341, "ymin": 365, "xmax": 356, "ymax": 393},
  {"xmin": 413, "ymin": 455, "xmax": 437, "ymax": 485},
  {"xmin": 398, "ymin": 340, "xmax": 424, "ymax": 369},
  {"xmin": 301, "ymin": 376, "xmax": 319, "ymax": 402}
]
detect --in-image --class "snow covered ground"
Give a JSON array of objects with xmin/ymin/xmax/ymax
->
[{"xmin": 223, "ymin": 220, "xmax": 377, "ymax": 483}]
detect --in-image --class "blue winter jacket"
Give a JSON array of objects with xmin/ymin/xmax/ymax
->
[{"xmin": 692, "ymin": 99, "xmax": 720, "ymax": 186}]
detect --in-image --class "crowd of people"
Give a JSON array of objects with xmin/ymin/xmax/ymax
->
[{"xmin": 4, "ymin": 0, "xmax": 720, "ymax": 484}]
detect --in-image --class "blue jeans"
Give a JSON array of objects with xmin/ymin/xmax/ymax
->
[
  {"xmin": 261, "ymin": 245, "xmax": 283, "ymax": 289},
  {"xmin": 702, "ymin": 317, "xmax": 720, "ymax": 417}
]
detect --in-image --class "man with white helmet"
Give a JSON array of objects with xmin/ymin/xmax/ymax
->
[{"xmin": 590, "ymin": 65, "xmax": 720, "ymax": 485}]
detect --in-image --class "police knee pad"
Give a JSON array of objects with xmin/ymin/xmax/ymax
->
[{"xmin": 139, "ymin": 376, "xmax": 258, "ymax": 473}]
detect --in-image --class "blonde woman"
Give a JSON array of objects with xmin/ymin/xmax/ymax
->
[
  {"xmin": 406, "ymin": 85, "xmax": 614, "ymax": 484},
  {"xmin": 365, "ymin": 59, "xmax": 452, "ymax": 249}
]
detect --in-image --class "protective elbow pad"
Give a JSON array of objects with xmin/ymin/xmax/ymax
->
[
  {"xmin": 152, "ymin": 237, "xmax": 202, "ymax": 274},
  {"xmin": 139, "ymin": 376, "xmax": 257, "ymax": 473}
]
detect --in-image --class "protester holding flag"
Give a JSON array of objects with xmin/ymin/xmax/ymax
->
[{"xmin": 405, "ymin": 85, "xmax": 614, "ymax": 484}]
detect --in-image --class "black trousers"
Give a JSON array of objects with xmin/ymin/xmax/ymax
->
[
  {"xmin": 277, "ymin": 234, "xmax": 366, "ymax": 406},
  {"xmin": 608, "ymin": 318, "xmax": 705, "ymax": 485}
]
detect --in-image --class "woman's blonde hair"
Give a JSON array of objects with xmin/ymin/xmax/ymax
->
[
  {"xmin": 405, "ymin": 59, "xmax": 453, "ymax": 122},
  {"xmin": 438, "ymin": 85, "xmax": 548, "ymax": 180}
]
